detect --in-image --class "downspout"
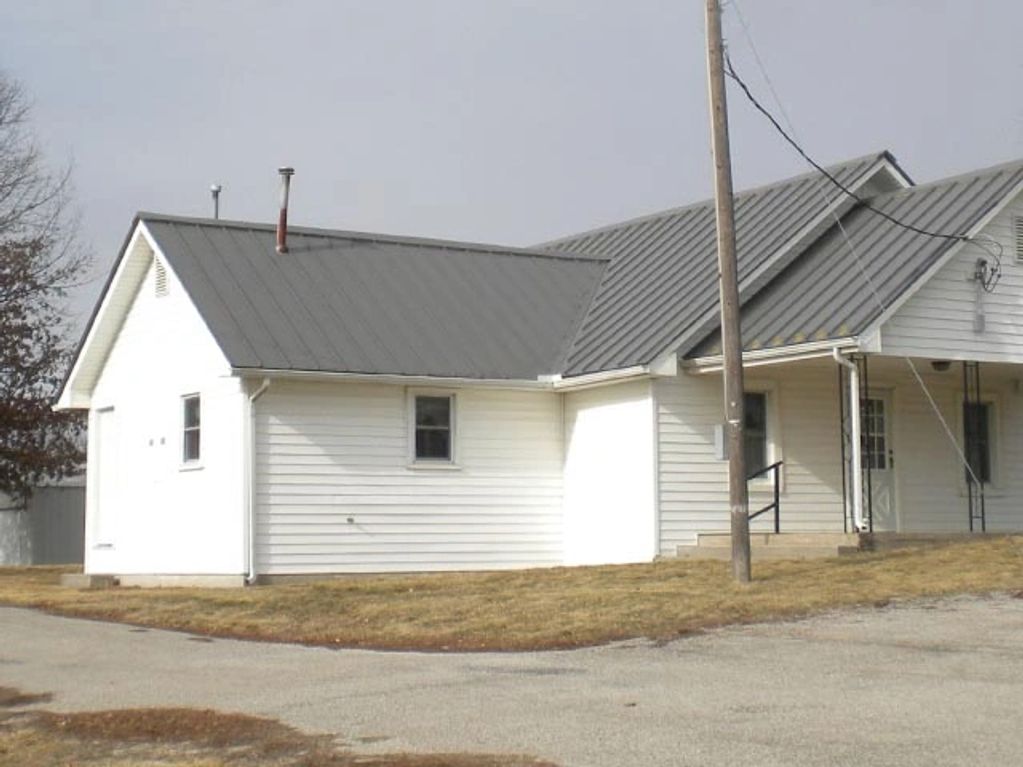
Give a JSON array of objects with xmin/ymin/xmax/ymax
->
[
  {"xmin": 246, "ymin": 378, "xmax": 271, "ymax": 584},
  {"xmin": 832, "ymin": 350, "xmax": 865, "ymax": 531}
]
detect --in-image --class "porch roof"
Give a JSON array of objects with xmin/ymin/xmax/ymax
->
[{"xmin": 690, "ymin": 158, "xmax": 1023, "ymax": 358}]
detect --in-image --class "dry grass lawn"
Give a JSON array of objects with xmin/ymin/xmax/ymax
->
[
  {"xmin": 1, "ymin": 536, "xmax": 1022, "ymax": 651},
  {"xmin": 0, "ymin": 689, "xmax": 552, "ymax": 766}
]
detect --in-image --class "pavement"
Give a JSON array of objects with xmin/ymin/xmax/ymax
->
[{"xmin": 2, "ymin": 594, "xmax": 1023, "ymax": 766}]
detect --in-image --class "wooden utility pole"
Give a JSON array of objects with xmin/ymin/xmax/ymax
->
[{"xmin": 705, "ymin": 0, "xmax": 751, "ymax": 583}]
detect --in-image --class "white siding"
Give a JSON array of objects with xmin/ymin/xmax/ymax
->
[
  {"xmin": 881, "ymin": 191, "xmax": 1023, "ymax": 362},
  {"xmin": 562, "ymin": 381, "xmax": 656, "ymax": 565},
  {"xmin": 255, "ymin": 382, "xmax": 563, "ymax": 574},
  {"xmin": 656, "ymin": 361, "xmax": 845, "ymax": 553},
  {"xmin": 86, "ymin": 255, "xmax": 246, "ymax": 576}
]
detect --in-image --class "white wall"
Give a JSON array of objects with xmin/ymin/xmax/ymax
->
[
  {"xmin": 881, "ymin": 190, "xmax": 1023, "ymax": 362},
  {"xmin": 562, "ymin": 380, "xmax": 656, "ymax": 565},
  {"xmin": 254, "ymin": 382, "xmax": 563, "ymax": 574},
  {"xmin": 656, "ymin": 361, "xmax": 846, "ymax": 553},
  {"xmin": 86, "ymin": 246, "xmax": 246, "ymax": 575}
]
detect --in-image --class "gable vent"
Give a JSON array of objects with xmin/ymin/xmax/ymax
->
[
  {"xmin": 154, "ymin": 258, "xmax": 169, "ymax": 297},
  {"xmin": 1015, "ymin": 216, "xmax": 1023, "ymax": 263}
]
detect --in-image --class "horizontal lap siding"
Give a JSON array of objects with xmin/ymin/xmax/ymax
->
[
  {"xmin": 255, "ymin": 382, "xmax": 563, "ymax": 574},
  {"xmin": 657, "ymin": 363, "xmax": 845, "ymax": 553},
  {"xmin": 882, "ymin": 192, "xmax": 1023, "ymax": 362}
]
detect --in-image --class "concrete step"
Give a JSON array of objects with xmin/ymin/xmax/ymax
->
[
  {"xmin": 861, "ymin": 532, "xmax": 983, "ymax": 551},
  {"xmin": 694, "ymin": 533, "xmax": 861, "ymax": 548},
  {"xmin": 675, "ymin": 545, "xmax": 854, "ymax": 561}
]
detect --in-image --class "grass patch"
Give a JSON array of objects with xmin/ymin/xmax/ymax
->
[
  {"xmin": 0, "ymin": 691, "xmax": 552, "ymax": 766},
  {"xmin": 2, "ymin": 536, "xmax": 1022, "ymax": 651}
]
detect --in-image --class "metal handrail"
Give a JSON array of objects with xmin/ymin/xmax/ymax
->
[{"xmin": 747, "ymin": 460, "xmax": 783, "ymax": 534}]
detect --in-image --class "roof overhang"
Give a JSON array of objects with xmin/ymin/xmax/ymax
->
[
  {"xmin": 684, "ymin": 337, "xmax": 861, "ymax": 374},
  {"xmin": 860, "ymin": 176, "xmax": 1023, "ymax": 346},
  {"xmin": 234, "ymin": 352, "xmax": 680, "ymax": 394},
  {"xmin": 55, "ymin": 221, "xmax": 153, "ymax": 411}
]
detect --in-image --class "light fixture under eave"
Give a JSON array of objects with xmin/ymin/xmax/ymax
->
[{"xmin": 931, "ymin": 360, "xmax": 952, "ymax": 372}]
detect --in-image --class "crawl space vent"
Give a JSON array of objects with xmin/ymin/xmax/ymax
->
[
  {"xmin": 154, "ymin": 258, "xmax": 169, "ymax": 297},
  {"xmin": 1015, "ymin": 216, "xmax": 1023, "ymax": 263}
]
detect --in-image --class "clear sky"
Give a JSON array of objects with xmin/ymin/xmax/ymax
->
[{"xmin": 2, "ymin": 1, "xmax": 1021, "ymax": 321}]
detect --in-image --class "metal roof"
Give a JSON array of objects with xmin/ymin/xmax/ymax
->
[
  {"xmin": 142, "ymin": 215, "xmax": 608, "ymax": 380},
  {"xmin": 544, "ymin": 152, "xmax": 900, "ymax": 374},
  {"xmin": 690, "ymin": 158, "xmax": 1023, "ymax": 357}
]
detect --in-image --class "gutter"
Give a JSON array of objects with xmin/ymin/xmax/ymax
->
[
  {"xmin": 832, "ymin": 350, "xmax": 865, "ymax": 531},
  {"xmin": 245, "ymin": 377, "xmax": 271, "ymax": 585},
  {"xmin": 686, "ymin": 338, "xmax": 859, "ymax": 373}
]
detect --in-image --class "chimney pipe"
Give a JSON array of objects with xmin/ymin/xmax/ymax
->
[
  {"xmin": 276, "ymin": 167, "xmax": 294, "ymax": 254},
  {"xmin": 210, "ymin": 184, "xmax": 222, "ymax": 220}
]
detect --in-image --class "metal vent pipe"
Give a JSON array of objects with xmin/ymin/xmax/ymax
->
[
  {"xmin": 276, "ymin": 167, "xmax": 295, "ymax": 253},
  {"xmin": 210, "ymin": 184, "xmax": 222, "ymax": 219}
]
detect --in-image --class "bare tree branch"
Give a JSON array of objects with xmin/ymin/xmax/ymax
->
[{"xmin": 0, "ymin": 70, "xmax": 88, "ymax": 504}]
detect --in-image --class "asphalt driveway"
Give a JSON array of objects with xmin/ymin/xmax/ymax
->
[{"xmin": 2, "ymin": 594, "xmax": 1022, "ymax": 766}]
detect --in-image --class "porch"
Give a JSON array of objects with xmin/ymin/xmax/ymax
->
[{"xmin": 658, "ymin": 352, "xmax": 1023, "ymax": 556}]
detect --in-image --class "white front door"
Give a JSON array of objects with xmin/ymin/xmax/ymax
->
[
  {"xmin": 862, "ymin": 393, "xmax": 896, "ymax": 531},
  {"xmin": 92, "ymin": 407, "xmax": 118, "ymax": 547}
]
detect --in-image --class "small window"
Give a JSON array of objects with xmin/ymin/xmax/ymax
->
[
  {"xmin": 744, "ymin": 391, "xmax": 768, "ymax": 475},
  {"xmin": 414, "ymin": 395, "xmax": 453, "ymax": 462},
  {"xmin": 1014, "ymin": 216, "xmax": 1023, "ymax": 263},
  {"xmin": 182, "ymin": 394, "xmax": 201, "ymax": 463},
  {"xmin": 861, "ymin": 397, "xmax": 888, "ymax": 471},
  {"xmin": 963, "ymin": 401, "xmax": 991, "ymax": 484}
]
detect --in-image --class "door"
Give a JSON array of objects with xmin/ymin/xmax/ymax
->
[
  {"xmin": 92, "ymin": 407, "xmax": 118, "ymax": 547},
  {"xmin": 862, "ymin": 393, "xmax": 896, "ymax": 531}
]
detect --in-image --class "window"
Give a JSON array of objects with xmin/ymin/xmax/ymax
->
[
  {"xmin": 1014, "ymin": 216, "xmax": 1023, "ymax": 263},
  {"xmin": 744, "ymin": 391, "xmax": 768, "ymax": 476},
  {"xmin": 861, "ymin": 397, "xmax": 888, "ymax": 470},
  {"xmin": 182, "ymin": 394, "xmax": 201, "ymax": 463},
  {"xmin": 414, "ymin": 395, "xmax": 453, "ymax": 462},
  {"xmin": 963, "ymin": 401, "xmax": 992, "ymax": 484}
]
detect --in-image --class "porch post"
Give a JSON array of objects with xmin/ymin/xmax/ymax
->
[{"xmin": 833, "ymin": 351, "xmax": 865, "ymax": 530}]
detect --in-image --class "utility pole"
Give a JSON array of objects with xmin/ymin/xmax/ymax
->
[{"xmin": 705, "ymin": 0, "xmax": 750, "ymax": 583}]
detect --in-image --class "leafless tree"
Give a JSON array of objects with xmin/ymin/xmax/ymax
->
[{"xmin": 0, "ymin": 72, "xmax": 88, "ymax": 504}]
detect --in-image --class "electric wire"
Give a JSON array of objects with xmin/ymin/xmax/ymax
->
[
  {"xmin": 722, "ymin": 41, "xmax": 1002, "ymax": 292},
  {"xmin": 724, "ymin": 0, "xmax": 986, "ymax": 490}
]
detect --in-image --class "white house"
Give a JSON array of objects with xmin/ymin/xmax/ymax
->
[{"xmin": 57, "ymin": 151, "xmax": 1023, "ymax": 585}]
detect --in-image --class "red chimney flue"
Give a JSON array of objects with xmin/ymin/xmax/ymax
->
[{"xmin": 276, "ymin": 167, "xmax": 295, "ymax": 254}]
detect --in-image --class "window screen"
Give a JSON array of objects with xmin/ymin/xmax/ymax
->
[
  {"xmin": 744, "ymin": 391, "xmax": 768, "ymax": 475},
  {"xmin": 183, "ymin": 395, "xmax": 201, "ymax": 463},
  {"xmin": 415, "ymin": 395, "xmax": 452, "ymax": 461},
  {"xmin": 963, "ymin": 401, "xmax": 991, "ymax": 484}
]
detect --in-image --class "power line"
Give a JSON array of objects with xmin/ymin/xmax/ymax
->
[
  {"xmin": 724, "ymin": 51, "xmax": 981, "ymax": 247},
  {"xmin": 724, "ymin": 0, "xmax": 988, "ymax": 488}
]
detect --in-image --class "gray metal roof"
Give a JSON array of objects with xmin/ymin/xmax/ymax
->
[
  {"xmin": 690, "ymin": 158, "xmax": 1023, "ymax": 357},
  {"xmin": 142, "ymin": 215, "xmax": 608, "ymax": 380},
  {"xmin": 544, "ymin": 152, "xmax": 900, "ymax": 374}
]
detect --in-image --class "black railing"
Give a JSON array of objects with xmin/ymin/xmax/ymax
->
[{"xmin": 747, "ymin": 461, "xmax": 783, "ymax": 534}]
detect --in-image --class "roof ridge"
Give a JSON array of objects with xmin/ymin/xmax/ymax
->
[
  {"xmin": 540, "ymin": 150, "xmax": 897, "ymax": 247},
  {"xmin": 137, "ymin": 212, "xmax": 611, "ymax": 264}
]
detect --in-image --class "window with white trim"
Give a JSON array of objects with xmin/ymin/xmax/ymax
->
[
  {"xmin": 182, "ymin": 394, "xmax": 201, "ymax": 463},
  {"xmin": 413, "ymin": 394, "xmax": 454, "ymax": 462}
]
